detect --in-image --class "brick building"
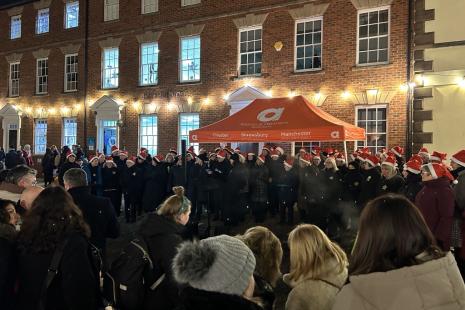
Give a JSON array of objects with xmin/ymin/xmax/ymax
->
[{"xmin": 0, "ymin": 0, "xmax": 410, "ymax": 164}]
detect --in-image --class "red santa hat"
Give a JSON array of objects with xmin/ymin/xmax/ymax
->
[
  {"xmin": 418, "ymin": 147, "xmax": 429, "ymax": 156},
  {"xmin": 324, "ymin": 148, "xmax": 335, "ymax": 156},
  {"xmin": 105, "ymin": 156, "xmax": 114, "ymax": 162},
  {"xmin": 365, "ymin": 155, "xmax": 380, "ymax": 167},
  {"xmin": 216, "ymin": 150, "xmax": 227, "ymax": 159},
  {"xmin": 360, "ymin": 147, "xmax": 372, "ymax": 155},
  {"xmin": 187, "ymin": 146, "xmax": 197, "ymax": 156},
  {"xmin": 409, "ymin": 154, "xmax": 424, "ymax": 165},
  {"xmin": 390, "ymin": 146, "xmax": 404, "ymax": 157},
  {"xmin": 234, "ymin": 147, "xmax": 241, "ymax": 154},
  {"xmin": 311, "ymin": 146, "xmax": 321, "ymax": 155},
  {"xmin": 299, "ymin": 148, "xmax": 307, "ymax": 154},
  {"xmin": 336, "ymin": 153, "xmax": 345, "ymax": 162},
  {"xmin": 66, "ymin": 150, "xmax": 76, "ymax": 159},
  {"xmin": 214, "ymin": 147, "xmax": 222, "ymax": 153},
  {"xmin": 238, "ymin": 152, "xmax": 246, "ymax": 161},
  {"xmin": 349, "ymin": 152, "xmax": 359, "ymax": 162},
  {"xmin": 313, "ymin": 151, "xmax": 321, "ymax": 159},
  {"xmin": 359, "ymin": 152, "xmax": 369, "ymax": 162},
  {"xmin": 247, "ymin": 152, "xmax": 255, "ymax": 157},
  {"xmin": 430, "ymin": 151, "xmax": 447, "ymax": 163},
  {"xmin": 262, "ymin": 145, "xmax": 272, "ymax": 153},
  {"xmin": 138, "ymin": 150, "xmax": 147, "ymax": 160},
  {"xmin": 451, "ymin": 150, "xmax": 465, "ymax": 167},
  {"xmin": 275, "ymin": 146, "xmax": 284, "ymax": 156},
  {"xmin": 126, "ymin": 156, "xmax": 136, "ymax": 165},
  {"xmin": 300, "ymin": 153, "xmax": 312, "ymax": 164},
  {"xmin": 271, "ymin": 149, "xmax": 280, "ymax": 158},
  {"xmin": 381, "ymin": 156, "xmax": 396, "ymax": 168},
  {"xmin": 257, "ymin": 155, "xmax": 266, "ymax": 163},
  {"xmin": 111, "ymin": 145, "xmax": 119, "ymax": 155},
  {"xmin": 88, "ymin": 154, "xmax": 99, "ymax": 162},
  {"xmin": 224, "ymin": 147, "xmax": 234, "ymax": 155},
  {"xmin": 284, "ymin": 158, "xmax": 294, "ymax": 168},
  {"xmin": 406, "ymin": 160, "xmax": 421, "ymax": 174},
  {"xmin": 154, "ymin": 154, "xmax": 165, "ymax": 163},
  {"xmin": 168, "ymin": 148, "xmax": 177, "ymax": 156},
  {"xmin": 423, "ymin": 163, "xmax": 454, "ymax": 181},
  {"xmin": 119, "ymin": 150, "xmax": 128, "ymax": 158}
]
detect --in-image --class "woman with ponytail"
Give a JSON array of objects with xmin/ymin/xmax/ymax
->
[{"xmin": 138, "ymin": 186, "xmax": 191, "ymax": 310}]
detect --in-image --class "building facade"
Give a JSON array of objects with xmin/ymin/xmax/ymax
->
[
  {"xmin": 0, "ymin": 0, "xmax": 409, "ymax": 164},
  {"xmin": 413, "ymin": 0, "xmax": 465, "ymax": 156}
]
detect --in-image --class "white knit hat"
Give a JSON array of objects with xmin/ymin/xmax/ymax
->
[{"xmin": 173, "ymin": 235, "xmax": 256, "ymax": 296}]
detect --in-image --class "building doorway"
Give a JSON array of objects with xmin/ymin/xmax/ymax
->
[
  {"xmin": 8, "ymin": 126, "xmax": 18, "ymax": 150},
  {"xmin": 101, "ymin": 120, "xmax": 118, "ymax": 155}
]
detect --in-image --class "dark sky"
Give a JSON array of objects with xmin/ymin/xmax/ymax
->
[{"xmin": 0, "ymin": 0, "xmax": 36, "ymax": 9}]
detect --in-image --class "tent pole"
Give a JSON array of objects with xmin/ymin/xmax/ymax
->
[{"xmin": 343, "ymin": 140, "xmax": 348, "ymax": 167}]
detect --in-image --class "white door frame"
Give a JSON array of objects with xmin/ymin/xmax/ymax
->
[{"xmin": 0, "ymin": 104, "xmax": 22, "ymax": 150}]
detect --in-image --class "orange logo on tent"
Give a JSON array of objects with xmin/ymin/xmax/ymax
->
[{"xmin": 257, "ymin": 108, "xmax": 284, "ymax": 122}]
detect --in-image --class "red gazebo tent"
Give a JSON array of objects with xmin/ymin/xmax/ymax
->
[{"xmin": 190, "ymin": 95, "xmax": 365, "ymax": 158}]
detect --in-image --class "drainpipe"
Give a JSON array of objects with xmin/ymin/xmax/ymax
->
[
  {"xmin": 83, "ymin": 0, "xmax": 90, "ymax": 155},
  {"xmin": 406, "ymin": 0, "xmax": 414, "ymax": 159}
]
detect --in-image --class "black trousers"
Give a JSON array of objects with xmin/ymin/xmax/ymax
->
[
  {"xmin": 251, "ymin": 202, "xmax": 267, "ymax": 223},
  {"xmin": 103, "ymin": 189, "xmax": 122, "ymax": 217}
]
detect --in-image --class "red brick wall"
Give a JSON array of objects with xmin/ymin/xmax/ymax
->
[{"xmin": 0, "ymin": 0, "xmax": 409, "ymax": 163}]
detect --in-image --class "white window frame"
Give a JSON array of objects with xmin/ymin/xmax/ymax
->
[
  {"xmin": 10, "ymin": 15, "xmax": 21, "ymax": 39},
  {"xmin": 36, "ymin": 8, "xmax": 49, "ymax": 34},
  {"xmin": 65, "ymin": 1, "xmax": 79, "ymax": 29},
  {"xmin": 142, "ymin": 0, "xmax": 158, "ymax": 14},
  {"xmin": 36, "ymin": 58, "xmax": 48, "ymax": 95},
  {"xmin": 62, "ymin": 117, "xmax": 77, "ymax": 148},
  {"xmin": 34, "ymin": 119, "xmax": 47, "ymax": 155},
  {"xmin": 104, "ymin": 0, "xmax": 119, "ymax": 21},
  {"xmin": 294, "ymin": 16, "xmax": 323, "ymax": 72},
  {"xmin": 238, "ymin": 26, "xmax": 262, "ymax": 76},
  {"xmin": 181, "ymin": 0, "xmax": 200, "ymax": 6},
  {"xmin": 139, "ymin": 114, "xmax": 158, "ymax": 156},
  {"xmin": 178, "ymin": 113, "xmax": 199, "ymax": 153},
  {"xmin": 292, "ymin": 142, "xmax": 321, "ymax": 156},
  {"xmin": 9, "ymin": 62, "xmax": 20, "ymax": 97},
  {"xmin": 64, "ymin": 54, "xmax": 78, "ymax": 92},
  {"xmin": 355, "ymin": 104, "xmax": 388, "ymax": 153},
  {"xmin": 179, "ymin": 36, "xmax": 201, "ymax": 83},
  {"xmin": 356, "ymin": 6, "xmax": 390, "ymax": 66},
  {"xmin": 139, "ymin": 42, "xmax": 159, "ymax": 86},
  {"xmin": 101, "ymin": 47, "xmax": 119, "ymax": 89}
]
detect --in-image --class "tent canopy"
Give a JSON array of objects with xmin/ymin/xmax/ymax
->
[{"xmin": 190, "ymin": 95, "xmax": 366, "ymax": 143}]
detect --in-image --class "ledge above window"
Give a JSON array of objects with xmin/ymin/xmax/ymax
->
[
  {"xmin": 352, "ymin": 62, "xmax": 393, "ymax": 71},
  {"xmin": 230, "ymin": 73, "xmax": 267, "ymax": 81},
  {"xmin": 291, "ymin": 69, "xmax": 324, "ymax": 76},
  {"xmin": 177, "ymin": 81, "xmax": 202, "ymax": 86}
]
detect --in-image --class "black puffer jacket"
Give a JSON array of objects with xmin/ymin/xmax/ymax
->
[
  {"xmin": 139, "ymin": 213, "xmax": 185, "ymax": 310},
  {"xmin": 377, "ymin": 174, "xmax": 406, "ymax": 196},
  {"xmin": 175, "ymin": 287, "xmax": 263, "ymax": 310},
  {"xmin": 142, "ymin": 164, "xmax": 169, "ymax": 212},
  {"xmin": 402, "ymin": 172, "xmax": 423, "ymax": 202},
  {"xmin": 0, "ymin": 223, "xmax": 16, "ymax": 310}
]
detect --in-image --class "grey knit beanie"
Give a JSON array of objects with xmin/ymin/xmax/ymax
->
[{"xmin": 173, "ymin": 235, "xmax": 256, "ymax": 296}]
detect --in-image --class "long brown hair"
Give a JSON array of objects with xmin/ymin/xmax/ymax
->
[
  {"xmin": 17, "ymin": 186, "xmax": 90, "ymax": 254},
  {"xmin": 238, "ymin": 226, "xmax": 283, "ymax": 286},
  {"xmin": 157, "ymin": 186, "xmax": 191, "ymax": 221},
  {"xmin": 350, "ymin": 194, "xmax": 444, "ymax": 275}
]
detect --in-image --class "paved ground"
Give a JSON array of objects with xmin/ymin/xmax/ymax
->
[{"xmin": 106, "ymin": 208, "xmax": 358, "ymax": 310}]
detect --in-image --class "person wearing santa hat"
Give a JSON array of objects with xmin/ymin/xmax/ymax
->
[
  {"xmin": 83, "ymin": 153, "xmax": 103, "ymax": 196},
  {"xmin": 102, "ymin": 156, "xmax": 122, "ymax": 216},
  {"xmin": 111, "ymin": 145, "xmax": 119, "ymax": 156},
  {"xmin": 58, "ymin": 149, "xmax": 80, "ymax": 186},
  {"xmin": 377, "ymin": 156, "xmax": 405, "ymax": 196},
  {"xmin": 418, "ymin": 147, "xmax": 430, "ymax": 164},
  {"xmin": 124, "ymin": 151, "xmax": 147, "ymax": 222},
  {"xmin": 415, "ymin": 163, "xmax": 455, "ymax": 251},
  {"xmin": 450, "ymin": 150, "xmax": 465, "ymax": 277},
  {"xmin": 261, "ymin": 144, "xmax": 272, "ymax": 158},
  {"xmin": 335, "ymin": 153, "xmax": 348, "ymax": 177},
  {"xmin": 168, "ymin": 155, "xmax": 187, "ymax": 193},
  {"xmin": 429, "ymin": 151, "xmax": 447, "ymax": 164},
  {"xmin": 358, "ymin": 155, "xmax": 382, "ymax": 208},
  {"xmin": 312, "ymin": 152, "xmax": 323, "ymax": 171},
  {"xmin": 342, "ymin": 160, "xmax": 364, "ymax": 208},
  {"xmin": 276, "ymin": 158, "xmax": 298, "ymax": 225},
  {"xmin": 209, "ymin": 149, "xmax": 231, "ymax": 220},
  {"xmin": 248, "ymin": 155, "xmax": 269, "ymax": 223},
  {"xmin": 390, "ymin": 146, "xmax": 405, "ymax": 171},
  {"xmin": 267, "ymin": 149, "xmax": 285, "ymax": 218},
  {"xmin": 400, "ymin": 159, "xmax": 423, "ymax": 203},
  {"xmin": 142, "ymin": 154, "xmax": 170, "ymax": 213},
  {"xmin": 222, "ymin": 152, "xmax": 248, "ymax": 226}
]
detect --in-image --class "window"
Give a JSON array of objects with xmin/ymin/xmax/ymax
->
[
  {"xmin": 9, "ymin": 62, "xmax": 20, "ymax": 97},
  {"xmin": 179, "ymin": 113, "xmax": 199, "ymax": 153},
  {"xmin": 34, "ymin": 119, "xmax": 47, "ymax": 154},
  {"xmin": 65, "ymin": 1, "xmax": 79, "ymax": 29},
  {"xmin": 10, "ymin": 15, "xmax": 21, "ymax": 39},
  {"xmin": 139, "ymin": 115, "xmax": 158, "ymax": 155},
  {"xmin": 142, "ymin": 0, "xmax": 158, "ymax": 13},
  {"xmin": 36, "ymin": 8, "xmax": 49, "ymax": 34},
  {"xmin": 36, "ymin": 58, "xmax": 48, "ymax": 94},
  {"xmin": 180, "ymin": 36, "xmax": 200, "ymax": 82},
  {"xmin": 295, "ymin": 18, "xmax": 322, "ymax": 71},
  {"xmin": 102, "ymin": 48, "xmax": 119, "ymax": 89},
  {"xmin": 140, "ymin": 43, "xmax": 159, "ymax": 85},
  {"xmin": 65, "ymin": 54, "xmax": 78, "ymax": 92},
  {"xmin": 104, "ymin": 0, "xmax": 119, "ymax": 21},
  {"xmin": 181, "ymin": 0, "xmax": 200, "ymax": 6},
  {"xmin": 357, "ymin": 7, "xmax": 389, "ymax": 65},
  {"xmin": 63, "ymin": 118, "xmax": 77, "ymax": 147},
  {"xmin": 356, "ymin": 105, "xmax": 387, "ymax": 154},
  {"xmin": 239, "ymin": 27, "xmax": 262, "ymax": 76},
  {"xmin": 293, "ymin": 142, "xmax": 321, "ymax": 155}
]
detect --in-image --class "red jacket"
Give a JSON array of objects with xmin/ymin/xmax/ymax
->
[{"xmin": 415, "ymin": 177, "xmax": 455, "ymax": 250}]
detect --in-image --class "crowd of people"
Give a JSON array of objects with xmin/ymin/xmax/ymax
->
[{"xmin": 1, "ymin": 142, "xmax": 465, "ymax": 309}]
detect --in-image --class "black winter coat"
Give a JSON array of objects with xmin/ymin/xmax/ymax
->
[
  {"xmin": 276, "ymin": 168, "xmax": 299, "ymax": 204},
  {"xmin": 358, "ymin": 168, "xmax": 382, "ymax": 207},
  {"xmin": 377, "ymin": 174, "xmax": 406, "ymax": 196},
  {"xmin": 224, "ymin": 163, "xmax": 248, "ymax": 220},
  {"xmin": 102, "ymin": 166, "xmax": 120, "ymax": 190},
  {"xmin": 142, "ymin": 164, "xmax": 169, "ymax": 212},
  {"xmin": 58, "ymin": 161, "xmax": 80, "ymax": 186},
  {"xmin": 342, "ymin": 168, "xmax": 364, "ymax": 204},
  {"xmin": 68, "ymin": 186, "xmax": 120, "ymax": 251},
  {"xmin": 168, "ymin": 164, "xmax": 187, "ymax": 191},
  {"xmin": 41, "ymin": 153, "xmax": 55, "ymax": 183},
  {"xmin": 249, "ymin": 164, "xmax": 269, "ymax": 203},
  {"xmin": 254, "ymin": 273, "xmax": 275, "ymax": 310},
  {"xmin": 0, "ymin": 223, "xmax": 16, "ymax": 310},
  {"xmin": 186, "ymin": 161, "xmax": 202, "ymax": 203},
  {"xmin": 5, "ymin": 150, "xmax": 21, "ymax": 169},
  {"xmin": 139, "ymin": 213, "xmax": 185, "ymax": 310},
  {"xmin": 319, "ymin": 169, "xmax": 343, "ymax": 204},
  {"xmin": 175, "ymin": 287, "xmax": 263, "ymax": 310},
  {"xmin": 402, "ymin": 172, "xmax": 423, "ymax": 202},
  {"xmin": 16, "ymin": 232, "xmax": 99, "ymax": 310},
  {"xmin": 124, "ymin": 163, "xmax": 146, "ymax": 202}
]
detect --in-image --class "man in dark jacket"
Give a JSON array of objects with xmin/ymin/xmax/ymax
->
[
  {"xmin": 64, "ymin": 168, "xmax": 120, "ymax": 256},
  {"xmin": 5, "ymin": 149, "xmax": 23, "ymax": 169}
]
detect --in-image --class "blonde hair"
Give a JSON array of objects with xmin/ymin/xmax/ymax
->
[
  {"xmin": 288, "ymin": 224, "xmax": 347, "ymax": 282},
  {"xmin": 381, "ymin": 164, "xmax": 397, "ymax": 179},
  {"xmin": 157, "ymin": 186, "xmax": 191, "ymax": 221},
  {"xmin": 238, "ymin": 226, "xmax": 283, "ymax": 286},
  {"xmin": 325, "ymin": 157, "xmax": 338, "ymax": 172}
]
